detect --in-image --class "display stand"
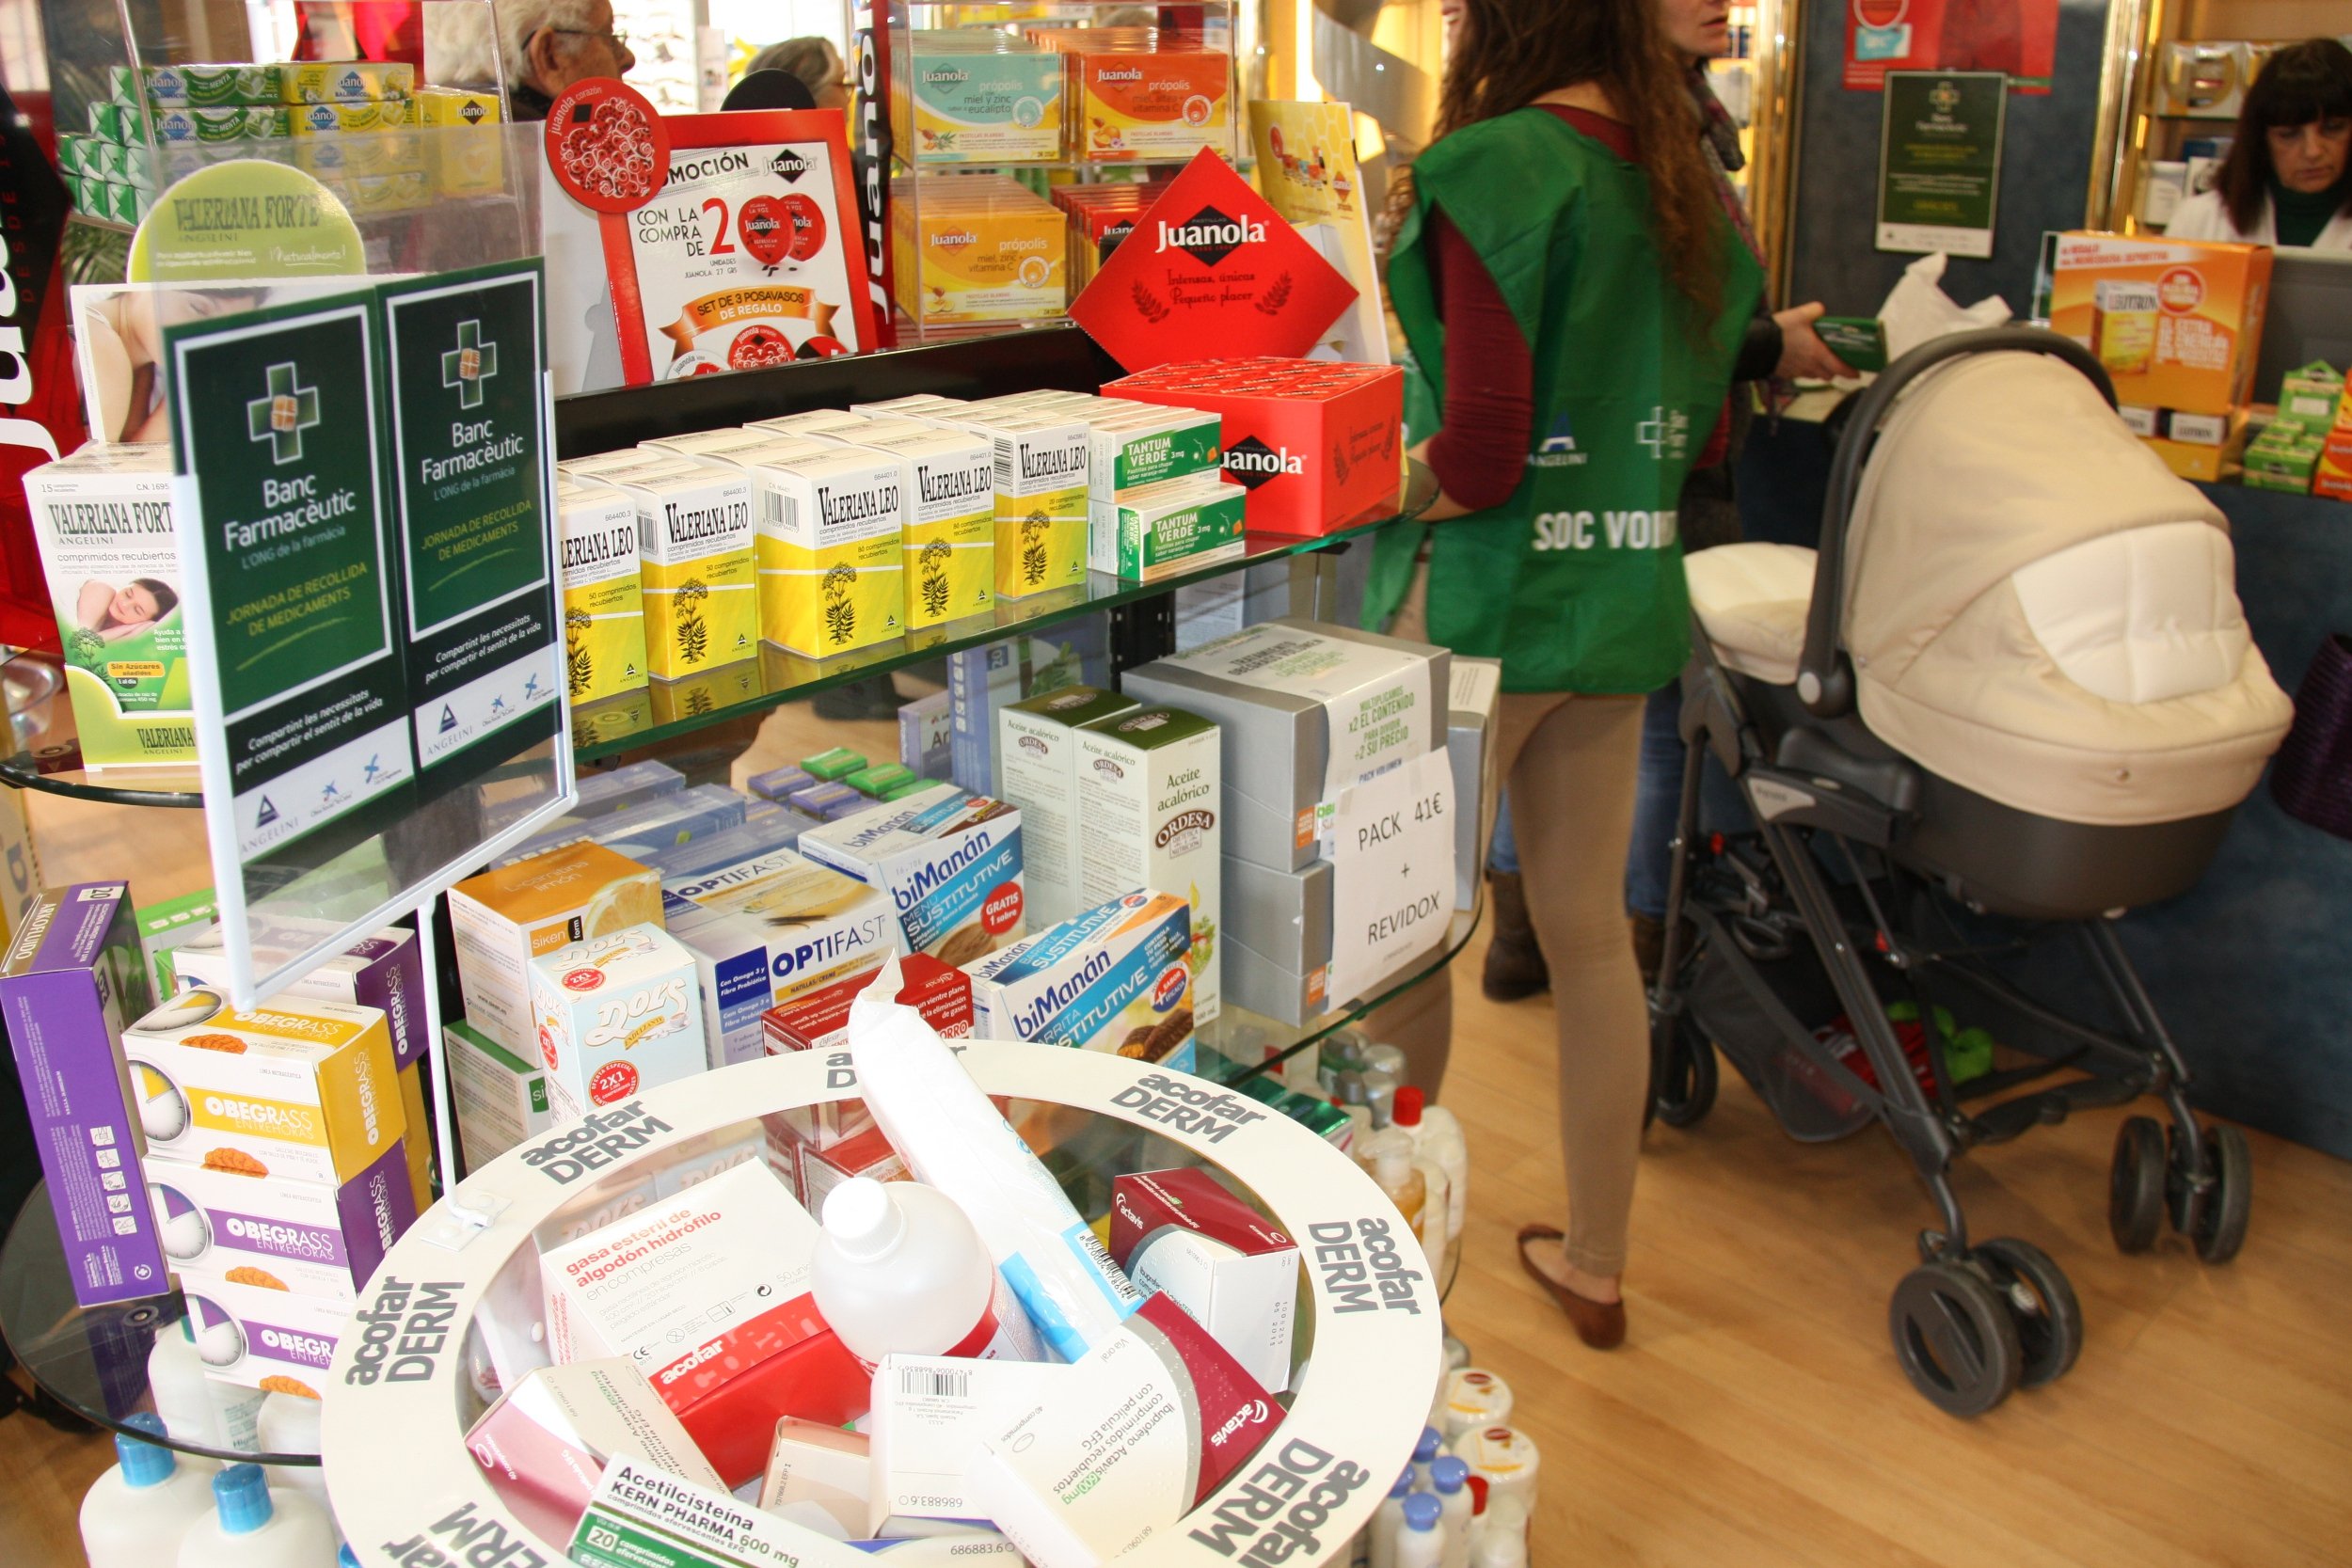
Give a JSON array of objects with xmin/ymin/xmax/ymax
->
[{"xmin": 319, "ymin": 1043, "xmax": 1440, "ymax": 1566}]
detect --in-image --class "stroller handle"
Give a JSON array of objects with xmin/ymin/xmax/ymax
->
[{"xmin": 1796, "ymin": 326, "xmax": 2117, "ymax": 719}]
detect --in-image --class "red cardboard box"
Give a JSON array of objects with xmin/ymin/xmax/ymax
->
[
  {"xmin": 763, "ymin": 954, "xmax": 973, "ymax": 1149},
  {"xmin": 1104, "ymin": 356, "xmax": 1405, "ymax": 534}
]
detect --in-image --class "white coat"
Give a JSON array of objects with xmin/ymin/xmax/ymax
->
[{"xmin": 2166, "ymin": 187, "xmax": 2352, "ymax": 249}]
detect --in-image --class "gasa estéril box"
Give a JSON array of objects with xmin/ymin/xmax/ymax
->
[
  {"xmin": 122, "ymin": 989, "xmax": 405, "ymax": 1186},
  {"xmin": 24, "ymin": 443, "xmax": 195, "ymax": 768},
  {"xmin": 750, "ymin": 447, "xmax": 907, "ymax": 657},
  {"xmin": 0, "ymin": 882, "xmax": 169, "ymax": 1306},
  {"xmin": 800, "ymin": 784, "xmax": 1026, "ymax": 966},
  {"xmin": 527, "ymin": 925, "xmax": 707, "ymax": 1123},
  {"xmin": 448, "ymin": 843, "xmax": 665, "ymax": 1056},
  {"xmin": 1074, "ymin": 704, "xmax": 1222, "ymax": 1023},
  {"xmin": 556, "ymin": 474, "xmax": 652, "ymax": 706},
  {"xmin": 586, "ymin": 458, "xmax": 758, "ymax": 679}
]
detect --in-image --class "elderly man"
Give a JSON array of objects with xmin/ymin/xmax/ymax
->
[{"xmin": 427, "ymin": 0, "xmax": 637, "ymax": 119}]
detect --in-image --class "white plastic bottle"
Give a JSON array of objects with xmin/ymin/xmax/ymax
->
[
  {"xmin": 1470, "ymin": 1497, "xmax": 1530, "ymax": 1568},
  {"xmin": 1439, "ymin": 1369, "xmax": 1514, "ymax": 1441},
  {"xmin": 1451, "ymin": 1424, "xmax": 1540, "ymax": 1513},
  {"xmin": 1367, "ymin": 1135, "xmax": 1427, "ymax": 1236},
  {"xmin": 812, "ymin": 1178, "xmax": 1044, "ymax": 1366},
  {"xmin": 1369, "ymin": 1466, "xmax": 1414, "ymax": 1568},
  {"xmin": 149, "ymin": 1318, "xmax": 262, "ymax": 1460},
  {"xmin": 1395, "ymin": 1494, "xmax": 1445, "ymax": 1568},
  {"xmin": 1429, "ymin": 1456, "xmax": 1474, "ymax": 1568},
  {"xmin": 177, "ymin": 1464, "xmax": 339, "ymax": 1568},
  {"xmin": 1393, "ymin": 1088, "xmax": 1468, "ymax": 1274},
  {"xmin": 256, "ymin": 1391, "xmax": 330, "ymax": 1511},
  {"xmin": 80, "ymin": 1413, "xmax": 216, "ymax": 1568},
  {"xmin": 1411, "ymin": 1426, "xmax": 1444, "ymax": 1491}
]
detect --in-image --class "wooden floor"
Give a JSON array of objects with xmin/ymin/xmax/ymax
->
[{"xmin": 6, "ymin": 774, "xmax": 2348, "ymax": 1565}]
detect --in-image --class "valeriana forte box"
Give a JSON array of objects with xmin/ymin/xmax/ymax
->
[
  {"xmin": 25, "ymin": 443, "xmax": 194, "ymax": 768},
  {"xmin": 591, "ymin": 459, "xmax": 758, "ymax": 679}
]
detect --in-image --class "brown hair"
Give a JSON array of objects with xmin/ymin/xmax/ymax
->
[
  {"xmin": 2219, "ymin": 39, "xmax": 2352, "ymax": 235},
  {"xmin": 1423, "ymin": 0, "xmax": 1723, "ymax": 313}
]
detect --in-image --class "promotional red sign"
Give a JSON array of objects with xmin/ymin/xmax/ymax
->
[
  {"xmin": 1070, "ymin": 147, "xmax": 1358, "ymax": 372},
  {"xmin": 545, "ymin": 78, "xmax": 671, "ymax": 211},
  {"xmin": 1843, "ymin": 0, "xmax": 2058, "ymax": 92}
]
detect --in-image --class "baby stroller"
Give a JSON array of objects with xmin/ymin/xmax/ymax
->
[{"xmin": 1648, "ymin": 327, "xmax": 2295, "ymax": 1416}]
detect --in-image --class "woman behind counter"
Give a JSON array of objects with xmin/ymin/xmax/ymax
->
[{"xmin": 2169, "ymin": 38, "xmax": 2352, "ymax": 249}]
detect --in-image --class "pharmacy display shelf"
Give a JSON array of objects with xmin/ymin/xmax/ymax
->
[
  {"xmin": 316, "ymin": 1043, "xmax": 1439, "ymax": 1567},
  {"xmin": 0, "ymin": 1183, "xmax": 322, "ymax": 1465}
]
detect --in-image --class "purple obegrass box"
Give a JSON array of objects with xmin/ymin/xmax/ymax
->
[
  {"xmin": 1, "ymin": 882, "xmax": 170, "ymax": 1306},
  {"xmin": 176, "ymin": 923, "xmax": 429, "ymax": 1070},
  {"xmin": 146, "ymin": 1141, "xmax": 417, "ymax": 1301}
]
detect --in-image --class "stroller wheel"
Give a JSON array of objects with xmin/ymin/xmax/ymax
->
[
  {"xmin": 1650, "ymin": 1014, "xmax": 1719, "ymax": 1129},
  {"xmin": 2188, "ymin": 1123, "xmax": 2252, "ymax": 1265},
  {"xmin": 2108, "ymin": 1116, "xmax": 2167, "ymax": 1254},
  {"xmin": 1973, "ymin": 1238, "xmax": 2083, "ymax": 1388},
  {"xmin": 1888, "ymin": 1260, "xmax": 2022, "ymax": 1418}
]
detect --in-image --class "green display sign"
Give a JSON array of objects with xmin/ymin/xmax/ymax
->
[
  {"xmin": 381, "ymin": 261, "xmax": 558, "ymax": 797},
  {"xmin": 1875, "ymin": 71, "xmax": 2008, "ymax": 260},
  {"xmin": 166, "ymin": 290, "xmax": 414, "ymax": 863}
]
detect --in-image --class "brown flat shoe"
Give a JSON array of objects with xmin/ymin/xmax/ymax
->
[{"xmin": 1517, "ymin": 1224, "xmax": 1627, "ymax": 1350}]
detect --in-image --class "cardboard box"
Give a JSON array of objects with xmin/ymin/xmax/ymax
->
[
  {"xmin": 463, "ymin": 1359, "xmax": 724, "ymax": 1550},
  {"xmin": 574, "ymin": 1456, "xmax": 1027, "ymax": 1567},
  {"xmin": 280, "ymin": 59, "xmax": 415, "ymax": 103},
  {"xmin": 927, "ymin": 410, "xmax": 1089, "ymax": 598},
  {"xmin": 145, "ymin": 1140, "xmax": 415, "ymax": 1300},
  {"xmin": 24, "ymin": 443, "xmax": 195, "ymax": 768},
  {"xmin": 176, "ymin": 923, "xmax": 428, "ymax": 1070},
  {"xmin": 1083, "ymin": 404, "xmax": 1222, "ymax": 497},
  {"xmin": 1219, "ymin": 854, "xmax": 1331, "ymax": 1025},
  {"xmin": 395, "ymin": 1061, "xmax": 432, "ymax": 1213},
  {"xmin": 1058, "ymin": 43, "xmax": 1232, "ymax": 161},
  {"xmin": 964, "ymin": 890, "xmax": 1196, "ymax": 1070},
  {"xmin": 893, "ymin": 175, "xmax": 1069, "ymax": 327},
  {"xmin": 762, "ymin": 951, "xmax": 972, "ymax": 1149},
  {"xmin": 134, "ymin": 887, "xmax": 215, "ymax": 1001},
  {"xmin": 803, "ymin": 746, "xmax": 867, "ymax": 781},
  {"xmin": 800, "ymin": 785, "xmax": 1026, "ymax": 965},
  {"xmin": 1449, "ymin": 657, "xmax": 1503, "ymax": 914},
  {"xmin": 1109, "ymin": 1169, "xmax": 1298, "ymax": 1391},
  {"xmin": 448, "ymin": 843, "xmax": 664, "ymax": 1056},
  {"xmin": 0, "ymin": 883, "xmax": 169, "ymax": 1305},
  {"xmin": 900, "ymin": 689, "xmax": 954, "ymax": 780},
  {"xmin": 750, "ymin": 447, "xmax": 908, "ymax": 657},
  {"xmin": 558, "ymin": 474, "xmax": 653, "ymax": 706},
  {"xmin": 585, "ymin": 460, "xmax": 758, "ymax": 679},
  {"xmin": 178, "ymin": 1270, "xmax": 352, "ymax": 1393},
  {"xmin": 539, "ymin": 1162, "xmax": 866, "ymax": 1485},
  {"xmin": 1121, "ymin": 618, "xmax": 1451, "ymax": 870},
  {"xmin": 997, "ymin": 686, "xmax": 1140, "ymax": 927},
  {"xmin": 963, "ymin": 1294, "xmax": 1280, "ymax": 1566},
  {"xmin": 448, "ymin": 1019, "xmax": 551, "ymax": 1172},
  {"xmin": 528, "ymin": 925, "xmax": 707, "ymax": 1124},
  {"xmin": 789, "ymin": 1119, "xmax": 910, "ymax": 1213},
  {"xmin": 1089, "ymin": 471, "xmax": 1247, "ymax": 581},
  {"xmin": 868, "ymin": 1354, "xmax": 1079, "ymax": 1533},
  {"xmin": 137, "ymin": 63, "xmax": 286, "ymax": 108},
  {"xmin": 152, "ymin": 105, "xmax": 289, "ymax": 141},
  {"xmin": 1073, "ymin": 705, "xmax": 1222, "ymax": 1022},
  {"xmin": 2050, "ymin": 233, "xmax": 2272, "ymax": 418},
  {"xmin": 1104, "ymin": 359, "xmax": 1406, "ymax": 535},
  {"xmin": 855, "ymin": 431, "xmax": 995, "ymax": 632},
  {"xmin": 749, "ymin": 765, "xmax": 817, "ymax": 801},
  {"xmin": 760, "ymin": 1418, "xmax": 873, "ymax": 1536},
  {"xmin": 498, "ymin": 784, "xmax": 745, "ymax": 869},
  {"xmin": 123, "ymin": 990, "xmax": 405, "ymax": 1185},
  {"xmin": 894, "ymin": 35, "xmax": 1065, "ymax": 164},
  {"xmin": 661, "ymin": 847, "xmax": 898, "ymax": 1069},
  {"xmin": 2316, "ymin": 415, "xmax": 2352, "ymax": 504}
]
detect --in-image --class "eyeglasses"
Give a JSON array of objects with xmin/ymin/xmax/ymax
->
[{"xmin": 551, "ymin": 24, "xmax": 629, "ymax": 52}]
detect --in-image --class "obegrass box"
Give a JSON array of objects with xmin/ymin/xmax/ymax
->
[
  {"xmin": 175, "ymin": 922, "xmax": 428, "ymax": 1070},
  {"xmin": 146, "ymin": 1141, "xmax": 415, "ymax": 1300}
]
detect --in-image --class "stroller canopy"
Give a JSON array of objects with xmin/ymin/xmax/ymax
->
[{"xmin": 1694, "ymin": 352, "xmax": 2292, "ymax": 826}]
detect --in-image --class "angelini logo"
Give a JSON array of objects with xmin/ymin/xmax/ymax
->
[
  {"xmin": 1222, "ymin": 436, "xmax": 1304, "ymax": 489},
  {"xmin": 1156, "ymin": 205, "xmax": 1265, "ymax": 266}
]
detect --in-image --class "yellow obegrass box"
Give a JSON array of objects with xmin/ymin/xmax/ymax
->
[
  {"xmin": 557, "ymin": 475, "xmax": 651, "ymax": 707},
  {"xmin": 591, "ymin": 460, "xmax": 757, "ymax": 679},
  {"xmin": 749, "ymin": 448, "xmax": 907, "ymax": 656},
  {"xmin": 123, "ymin": 990, "xmax": 405, "ymax": 1185}
]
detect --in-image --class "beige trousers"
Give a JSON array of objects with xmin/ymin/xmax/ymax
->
[{"xmin": 1371, "ymin": 562, "xmax": 1651, "ymax": 1276}]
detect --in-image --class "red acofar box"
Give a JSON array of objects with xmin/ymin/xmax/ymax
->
[{"xmin": 1104, "ymin": 356, "xmax": 1405, "ymax": 535}]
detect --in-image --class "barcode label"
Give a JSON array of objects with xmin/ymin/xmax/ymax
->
[
  {"xmin": 993, "ymin": 439, "xmax": 1015, "ymax": 490},
  {"xmin": 901, "ymin": 1367, "xmax": 972, "ymax": 1400},
  {"xmin": 764, "ymin": 490, "xmax": 798, "ymax": 531}
]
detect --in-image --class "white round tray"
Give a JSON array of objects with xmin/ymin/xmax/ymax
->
[{"xmin": 321, "ymin": 1043, "xmax": 1440, "ymax": 1567}]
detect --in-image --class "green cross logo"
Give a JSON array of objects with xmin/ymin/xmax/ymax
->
[
  {"xmin": 246, "ymin": 362, "xmax": 320, "ymax": 465},
  {"xmin": 442, "ymin": 319, "xmax": 498, "ymax": 409}
]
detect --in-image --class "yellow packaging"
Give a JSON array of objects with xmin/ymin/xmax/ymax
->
[
  {"xmin": 2050, "ymin": 233, "xmax": 2272, "ymax": 418},
  {"xmin": 123, "ymin": 990, "xmax": 405, "ymax": 1185},
  {"xmin": 414, "ymin": 87, "xmax": 502, "ymax": 127},
  {"xmin": 448, "ymin": 843, "xmax": 665, "ymax": 1055},
  {"xmin": 893, "ymin": 177, "xmax": 1068, "ymax": 325},
  {"xmin": 591, "ymin": 459, "xmax": 758, "ymax": 679},
  {"xmin": 1069, "ymin": 48, "xmax": 1230, "ymax": 161},
  {"xmin": 281, "ymin": 59, "xmax": 416, "ymax": 104},
  {"xmin": 412, "ymin": 86, "xmax": 506, "ymax": 195},
  {"xmin": 558, "ymin": 475, "xmax": 651, "ymax": 707},
  {"xmin": 333, "ymin": 167, "xmax": 433, "ymax": 213},
  {"xmin": 397, "ymin": 1062, "xmax": 433, "ymax": 1212},
  {"xmin": 854, "ymin": 430, "xmax": 996, "ymax": 630},
  {"xmin": 651, "ymin": 657, "xmax": 761, "ymax": 723},
  {"xmin": 2312, "ymin": 392, "xmax": 2352, "ymax": 502},
  {"xmin": 931, "ymin": 412, "xmax": 1089, "ymax": 598},
  {"xmin": 288, "ymin": 98, "xmax": 414, "ymax": 134},
  {"xmin": 293, "ymin": 130, "xmax": 424, "ymax": 177},
  {"xmin": 749, "ymin": 448, "xmax": 907, "ymax": 657}
]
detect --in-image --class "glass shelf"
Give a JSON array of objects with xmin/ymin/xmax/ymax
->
[
  {"xmin": 0, "ymin": 464, "xmax": 1437, "ymax": 792},
  {"xmin": 572, "ymin": 460, "xmax": 1438, "ymax": 762},
  {"xmin": 0, "ymin": 1184, "xmax": 321, "ymax": 1465}
]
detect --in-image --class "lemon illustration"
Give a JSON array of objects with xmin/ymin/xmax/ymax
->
[{"xmin": 583, "ymin": 874, "xmax": 663, "ymax": 936}]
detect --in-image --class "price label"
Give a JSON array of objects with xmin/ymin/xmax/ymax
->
[{"xmin": 1327, "ymin": 748, "xmax": 1456, "ymax": 1006}]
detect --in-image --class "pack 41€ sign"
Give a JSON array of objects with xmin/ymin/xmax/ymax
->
[{"xmin": 1071, "ymin": 148, "xmax": 1358, "ymax": 373}]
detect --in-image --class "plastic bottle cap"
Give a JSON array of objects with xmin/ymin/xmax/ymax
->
[
  {"xmin": 213, "ymin": 1463, "xmax": 274, "ymax": 1535},
  {"xmin": 1389, "ymin": 1466, "xmax": 1416, "ymax": 1498},
  {"xmin": 1430, "ymin": 1455, "xmax": 1469, "ymax": 1494},
  {"xmin": 1393, "ymin": 1085, "xmax": 1425, "ymax": 1126},
  {"xmin": 115, "ymin": 1412, "xmax": 175, "ymax": 1487},
  {"xmin": 1467, "ymin": 1474, "xmax": 1490, "ymax": 1513},
  {"xmin": 1403, "ymin": 1494, "xmax": 1442, "ymax": 1530},
  {"xmin": 1414, "ymin": 1426, "xmax": 1442, "ymax": 1463},
  {"xmin": 821, "ymin": 1178, "xmax": 905, "ymax": 1260}
]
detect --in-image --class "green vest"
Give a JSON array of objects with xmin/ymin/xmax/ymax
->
[{"xmin": 1366, "ymin": 107, "xmax": 1762, "ymax": 694}]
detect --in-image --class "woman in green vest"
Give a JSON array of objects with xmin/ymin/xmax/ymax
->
[{"xmin": 1369, "ymin": 0, "xmax": 1761, "ymax": 1347}]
